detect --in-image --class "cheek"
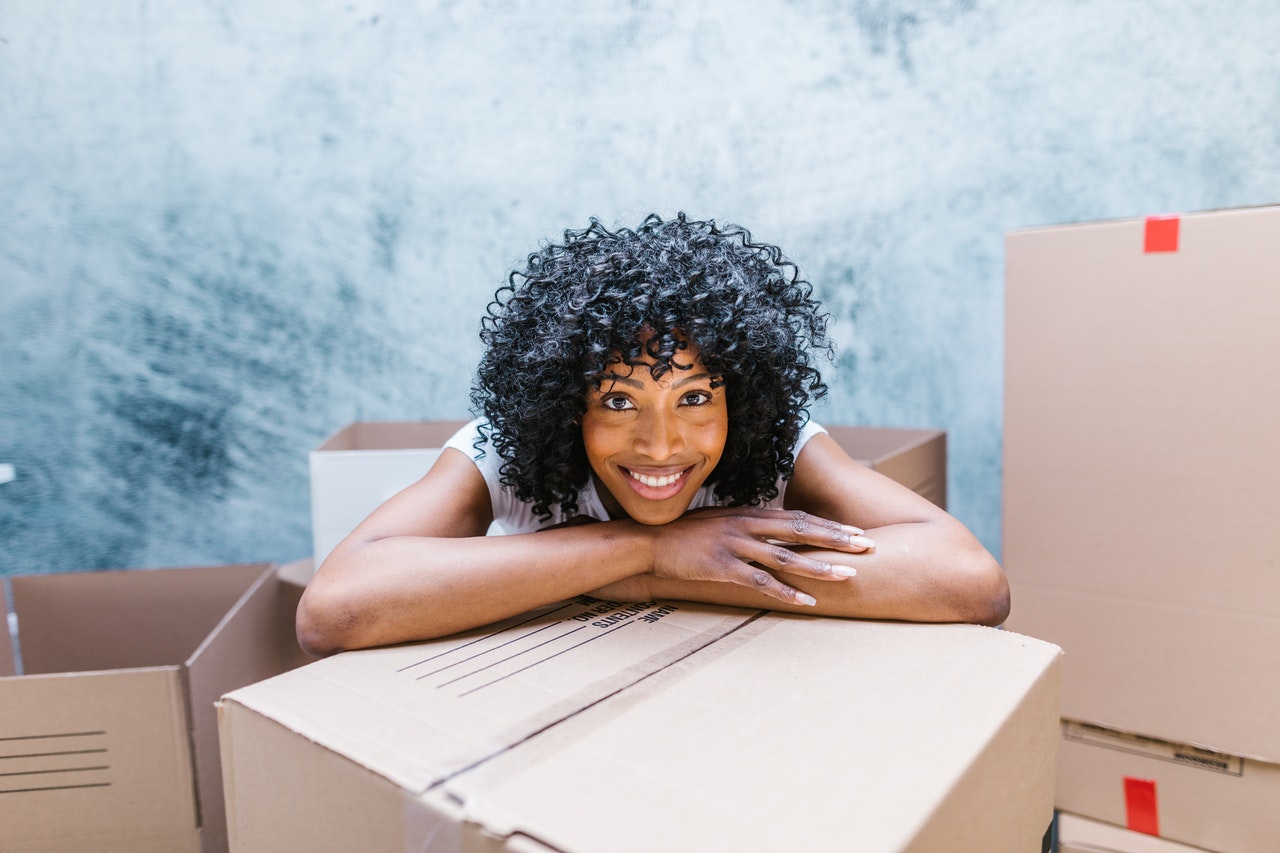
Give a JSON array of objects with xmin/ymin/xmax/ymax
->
[
  {"xmin": 693, "ymin": 413, "xmax": 730, "ymax": 461},
  {"xmin": 579, "ymin": 415, "xmax": 625, "ymax": 464}
]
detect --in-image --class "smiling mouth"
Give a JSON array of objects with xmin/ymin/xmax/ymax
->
[
  {"xmin": 622, "ymin": 466, "xmax": 693, "ymax": 491},
  {"xmin": 628, "ymin": 469, "xmax": 682, "ymax": 488}
]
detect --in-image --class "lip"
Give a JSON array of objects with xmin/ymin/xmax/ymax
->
[{"xmin": 619, "ymin": 464, "xmax": 694, "ymax": 500}]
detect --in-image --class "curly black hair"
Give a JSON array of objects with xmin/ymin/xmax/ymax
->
[{"xmin": 471, "ymin": 212, "xmax": 833, "ymax": 521}]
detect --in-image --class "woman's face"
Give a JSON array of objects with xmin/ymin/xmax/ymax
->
[{"xmin": 581, "ymin": 338, "xmax": 728, "ymax": 525}]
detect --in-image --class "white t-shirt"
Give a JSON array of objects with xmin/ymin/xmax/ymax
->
[{"xmin": 444, "ymin": 418, "xmax": 827, "ymax": 534}]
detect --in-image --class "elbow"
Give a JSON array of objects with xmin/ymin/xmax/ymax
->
[
  {"xmin": 967, "ymin": 555, "xmax": 1011, "ymax": 628},
  {"xmin": 295, "ymin": 586, "xmax": 357, "ymax": 658}
]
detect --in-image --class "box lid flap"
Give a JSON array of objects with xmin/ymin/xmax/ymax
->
[
  {"xmin": 186, "ymin": 563, "xmax": 284, "ymax": 850},
  {"xmin": 222, "ymin": 598, "xmax": 757, "ymax": 795},
  {"xmin": 11, "ymin": 564, "xmax": 270, "ymax": 675},
  {"xmin": 315, "ymin": 421, "xmax": 469, "ymax": 453},
  {"xmin": 448, "ymin": 617, "xmax": 1063, "ymax": 853},
  {"xmin": 1, "ymin": 582, "xmax": 15, "ymax": 677}
]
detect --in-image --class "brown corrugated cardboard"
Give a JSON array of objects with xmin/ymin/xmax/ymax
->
[
  {"xmin": 1056, "ymin": 721, "xmax": 1280, "ymax": 853},
  {"xmin": 1, "ymin": 582, "xmax": 15, "ymax": 676},
  {"xmin": 825, "ymin": 425, "xmax": 947, "ymax": 509},
  {"xmin": 1004, "ymin": 205, "xmax": 1280, "ymax": 755},
  {"xmin": 220, "ymin": 599, "xmax": 1062, "ymax": 852},
  {"xmin": 275, "ymin": 558, "xmax": 317, "ymax": 669},
  {"xmin": 1003, "ymin": 204, "xmax": 1280, "ymax": 848},
  {"xmin": 1056, "ymin": 812, "xmax": 1210, "ymax": 853},
  {"xmin": 0, "ymin": 563, "xmax": 294, "ymax": 853},
  {"xmin": 310, "ymin": 421, "xmax": 947, "ymax": 568}
]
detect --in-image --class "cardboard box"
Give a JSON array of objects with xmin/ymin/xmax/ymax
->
[
  {"xmin": 219, "ymin": 600, "xmax": 1061, "ymax": 852},
  {"xmin": 0, "ymin": 563, "xmax": 296, "ymax": 853},
  {"xmin": 1055, "ymin": 721, "xmax": 1280, "ymax": 853},
  {"xmin": 310, "ymin": 420, "xmax": 471, "ymax": 567},
  {"xmin": 1056, "ymin": 812, "xmax": 1210, "ymax": 853},
  {"xmin": 825, "ymin": 425, "xmax": 947, "ymax": 509},
  {"xmin": 275, "ymin": 558, "xmax": 317, "ymax": 670},
  {"xmin": 310, "ymin": 421, "xmax": 947, "ymax": 568},
  {"xmin": 1003, "ymin": 205, "xmax": 1280, "ymax": 847}
]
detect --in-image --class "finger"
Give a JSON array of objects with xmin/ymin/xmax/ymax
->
[
  {"xmin": 754, "ymin": 510, "xmax": 876, "ymax": 553},
  {"xmin": 733, "ymin": 565, "xmax": 818, "ymax": 607},
  {"xmin": 739, "ymin": 541, "xmax": 857, "ymax": 582}
]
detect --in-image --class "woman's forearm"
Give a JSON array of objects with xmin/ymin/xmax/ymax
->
[
  {"xmin": 299, "ymin": 505, "xmax": 885, "ymax": 654},
  {"xmin": 297, "ymin": 522, "xmax": 654, "ymax": 654},
  {"xmin": 640, "ymin": 522, "xmax": 1009, "ymax": 626}
]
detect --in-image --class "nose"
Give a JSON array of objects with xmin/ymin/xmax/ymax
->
[{"xmin": 634, "ymin": 408, "xmax": 685, "ymax": 461}]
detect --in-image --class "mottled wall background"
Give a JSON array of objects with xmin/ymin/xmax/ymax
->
[{"xmin": 2, "ymin": 1, "xmax": 1278, "ymax": 576}]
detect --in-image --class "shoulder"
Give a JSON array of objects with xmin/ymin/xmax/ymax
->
[
  {"xmin": 444, "ymin": 418, "xmax": 503, "ymax": 478},
  {"xmin": 443, "ymin": 418, "xmax": 608, "ymax": 533},
  {"xmin": 443, "ymin": 418, "xmax": 489, "ymax": 458},
  {"xmin": 795, "ymin": 418, "xmax": 827, "ymax": 453}
]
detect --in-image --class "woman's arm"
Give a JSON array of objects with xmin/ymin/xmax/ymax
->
[
  {"xmin": 296, "ymin": 446, "xmax": 872, "ymax": 654},
  {"xmin": 600, "ymin": 432, "xmax": 1010, "ymax": 626}
]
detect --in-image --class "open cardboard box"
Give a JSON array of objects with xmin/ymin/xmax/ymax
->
[
  {"xmin": 309, "ymin": 420, "xmax": 472, "ymax": 568},
  {"xmin": 310, "ymin": 420, "xmax": 947, "ymax": 568},
  {"xmin": 220, "ymin": 599, "xmax": 1061, "ymax": 852},
  {"xmin": 1, "ymin": 562, "xmax": 296, "ymax": 853},
  {"xmin": 274, "ymin": 557, "xmax": 318, "ymax": 671},
  {"xmin": 1004, "ymin": 204, "xmax": 1280, "ymax": 849}
]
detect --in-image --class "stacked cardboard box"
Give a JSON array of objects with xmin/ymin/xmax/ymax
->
[
  {"xmin": 1004, "ymin": 205, "xmax": 1280, "ymax": 851},
  {"xmin": 310, "ymin": 420, "xmax": 947, "ymax": 568},
  {"xmin": 220, "ymin": 601, "xmax": 1062, "ymax": 852},
  {"xmin": 1056, "ymin": 812, "xmax": 1210, "ymax": 852},
  {"xmin": 0, "ymin": 562, "xmax": 304, "ymax": 853}
]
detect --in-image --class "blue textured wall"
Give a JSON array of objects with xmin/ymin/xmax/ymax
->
[{"xmin": 2, "ymin": 1, "xmax": 1278, "ymax": 575}]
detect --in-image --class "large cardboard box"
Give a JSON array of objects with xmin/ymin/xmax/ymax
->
[
  {"xmin": 0, "ymin": 563, "xmax": 295, "ymax": 853},
  {"xmin": 220, "ymin": 600, "xmax": 1062, "ymax": 852},
  {"xmin": 310, "ymin": 421, "xmax": 947, "ymax": 568},
  {"xmin": 1003, "ymin": 205, "xmax": 1280, "ymax": 848},
  {"xmin": 1056, "ymin": 812, "xmax": 1210, "ymax": 853}
]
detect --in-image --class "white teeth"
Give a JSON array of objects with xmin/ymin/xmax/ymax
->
[{"xmin": 629, "ymin": 470, "xmax": 680, "ymax": 488}]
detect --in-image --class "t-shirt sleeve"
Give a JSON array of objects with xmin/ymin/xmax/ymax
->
[
  {"xmin": 770, "ymin": 419, "xmax": 828, "ymax": 507},
  {"xmin": 443, "ymin": 418, "xmax": 498, "ymax": 477},
  {"xmin": 794, "ymin": 418, "xmax": 828, "ymax": 455},
  {"xmin": 441, "ymin": 418, "xmax": 552, "ymax": 534}
]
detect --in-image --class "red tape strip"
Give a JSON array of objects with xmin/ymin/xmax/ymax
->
[
  {"xmin": 1124, "ymin": 776, "xmax": 1160, "ymax": 836},
  {"xmin": 1144, "ymin": 215, "xmax": 1180, "ymax": 253}
]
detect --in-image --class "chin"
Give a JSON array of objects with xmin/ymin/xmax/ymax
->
[{"xmin": 618, "ymin": 499, "xmax": 693, "ymax": 527}]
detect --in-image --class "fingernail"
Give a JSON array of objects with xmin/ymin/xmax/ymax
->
[
  {"xmin": 797, "ymin": 593, "xmax": 817, "ymax": 606},
  {"xmin": 842, "ymin": 524, "xmax": 864, "ymax": 536},
  {"xmin": 831, "ymin": 565, "xmax": 856, "ymax": 578},
  {"xmin": 849, "ymin": 535, "xmax": 875, "ymax": 549}
]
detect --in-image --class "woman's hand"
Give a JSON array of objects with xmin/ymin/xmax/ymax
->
[{"xmin": 640, "ymin": 507, "xmax": 875, "ymax": 606}]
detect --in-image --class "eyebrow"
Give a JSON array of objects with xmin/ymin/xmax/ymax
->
[{"xmin": 598, "ymin": 371, "xmax": 715, "ymax": 390}]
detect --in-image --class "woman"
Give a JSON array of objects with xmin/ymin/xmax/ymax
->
[{"xmin": 297, "ymin": 213, "xmax": 1008, "ymax": 655}]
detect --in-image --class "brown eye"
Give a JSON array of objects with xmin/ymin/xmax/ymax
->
[{"xmin": 680, "ymin": 391, "xmax": 711, "ymax": 406}]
